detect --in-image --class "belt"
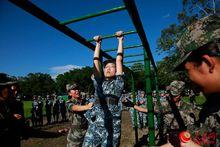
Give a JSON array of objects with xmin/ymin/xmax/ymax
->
[{"xmin": 95, "ymin": 97, "xmax": 119, "ymax": 105}]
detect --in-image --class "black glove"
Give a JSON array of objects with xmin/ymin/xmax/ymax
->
[{"xmin": 123, "ymin": 99, "xmax": 134, "ymax": 107}]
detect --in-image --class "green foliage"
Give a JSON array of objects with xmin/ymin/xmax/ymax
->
[
  {"xmin": 18, "ymin": 73, "xmax": 56, "ymax": 99},
  {"xmin": 156, "ymin": 0, "xmax": 219, "ymax": 88},
  {"xmin": 56, "ymin": 66, "xmax": 94, "ymax": 94},
  {"xmin": 0, "ymin": 73, "xmax": 17, "ymax": 82}
]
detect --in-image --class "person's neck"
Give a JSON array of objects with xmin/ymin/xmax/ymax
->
[
  {"xmin": 175, "ymin": 100, "xmax": 181, "ymax": 107},
  {"xmin": 105, "ymin": 77, "xmax": 114, "ymax": 81}
]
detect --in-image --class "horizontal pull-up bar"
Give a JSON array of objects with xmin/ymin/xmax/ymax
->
[
  {"xmin": 133, "ymin": 70, "xmax": 144, "ymax": 72},
  {"xmin": 124, "ymin": 53, "xmax": 144, "ymax": 58},
  {"xmin": 124, "ymin": 60, "xmax": 144, "ymax": 64},
  {"xmin": 87, "ymin": 30, "xmax": 136, "ymax": 42},
  {"xmin": 60, "ymin": 6, "xmax": 126, "ymax": 25},
  {"xmin": 104, "ymin": 44, "xmax": 142, "ymax": 52}
]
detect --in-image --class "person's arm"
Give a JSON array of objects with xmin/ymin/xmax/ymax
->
[
  {"xmin": 134, "ymin": 105, "xmax": 148, "ymax": 113},
  {"xmin": 115, "ymin": 31, "xmax": 124, "ymax": 75},
  {"xmin": 93, "ymin": 35, "xmax": 102, "ymax": 78},
  {"xmin": 180, "ymin": 140, "xmax": 201, "ymax": 147},
  {"xmin": 71, "ymin": 102, "xmax": 93, "ymax": 112}
]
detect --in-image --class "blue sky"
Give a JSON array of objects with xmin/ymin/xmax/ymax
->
[{"xmin": 0, "ymin": 0, "xmax": 182, "ymax": 78}]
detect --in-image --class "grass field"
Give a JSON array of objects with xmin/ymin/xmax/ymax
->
[{"xmin": 23, "ymin": 95, "xmax": 206, "ymax": 118}]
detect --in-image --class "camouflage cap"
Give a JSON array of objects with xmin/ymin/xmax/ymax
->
[
  {"xmin": 174, "ymin": 14, "xmax": 220, "ymax": 71},
  {"xmin": 66, "ymin": 83, "xmax": 79, "ymax": 92},
  {"xmin": 167, "ymin": 80, "xmax": 185, "ymax": 96}
]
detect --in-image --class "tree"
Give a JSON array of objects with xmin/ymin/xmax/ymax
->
[
  {"xmin": 157, "ymin": 0, "xmax": 219, "ymax": 54},
  {"xmin": 0, "ymin": 73, "xmax": 17, "ymax": 82},
  {"xmin": 56, "ymin": 66, "xmax": 94, "ymax": 94},
  {"xmin": 156, "ymin": 0, "xmax": 219, "ymax": 88},
  {"xmin": 19, "ymin": 73, "xmax": 56, "ymax": 99}
]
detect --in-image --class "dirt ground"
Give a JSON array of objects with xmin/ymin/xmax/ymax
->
[{"xmin": 21, "ymin": 110, "xmax": 150, "ymax": 147}]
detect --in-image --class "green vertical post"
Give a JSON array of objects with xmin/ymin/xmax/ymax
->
[
  {"xmin": 131, "ymin": 74, "xmax": 138, "ymax": 144},
  {"xmin": 154, "ymin": 72, "xmax": 164, "ymax": 143},
  {"xmin": 143, "ymin": 50, "xmax": 155, "ymax": 145}
]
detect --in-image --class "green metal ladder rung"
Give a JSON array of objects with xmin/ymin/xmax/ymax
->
[
  {"xmin": 104, "ymin": 44, "xmax": 142, "ymax": 52},
  {"xmin": 124, "ymin": 60, "xmax": 144, "ymax": 64},
  {"xmin": 87, "ymin": 30, "xmax": 137, "ymax": 42},
  {"xmin": 60, "ymin": 5, "xmax": 126, "ymax": 25},
  {"xmin": 124, "ymin": 53, "xmax": 144, "ymax": 58},
  {"xmin": 133, "ymin": 70, "xmax": 144, "ymax": 72}
]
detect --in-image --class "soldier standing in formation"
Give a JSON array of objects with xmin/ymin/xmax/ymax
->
[
  {"xmin": 58, "ymin": 96, "xmax": 67, "ymax": 122},
  {"xmin": 45, "ymin": 95, "xmax": 53, "ymax": 125},
  {"xmin": 53, "ymin": 95, "xmax": 60, "ymax": 123},
  {"xmin": 38, "ymin": 96, "xmax": 43, "ymax": 126},
  {"xmin": 31, "ymin": 95, "xmax": 39, "ymax": 127},
  {"xmin": 137, "ymin": 91, "xmax": 148, "ymax": 128}
]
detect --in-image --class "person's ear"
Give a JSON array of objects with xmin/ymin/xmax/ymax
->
[{"xmin": 202, "ymin": 55, "xmax": 215, "ymax": 73}]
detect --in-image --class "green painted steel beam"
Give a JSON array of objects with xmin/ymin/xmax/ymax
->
[
  {"xmin": 60, "ymin": 6, "xmax": 126, "ymax": 25},
  {"xmin": 133, "ymin": 70, "xmax": 143, "ymax": 72},
  {"xmin": 154, "ymin": 72, "xmax": 165, "ymax": 143},
  {"xmin": 104, "ymin": 44, "xmax": 142, "ymax": 52},
  {"xmin": 123, "ymin": 0, "xmax": 157, "ymax": 72},
  {"xmin": 144, "ymin": 50, "xmax": 155, "ymax": 146},
  {"xmin": 124, "ymin": 60, "xmax": 144, "ymax": 64},
  {"xmin": 87, "ymin": 30, "xmax": 136, "ymax": 42},
  {"xmin": 124, "ymin": 53, "xmax": 144, "ymax": 58},
  {"xmin": 131, "ymin": 74, "xmax": 138, "ymax": 143},
  {"xmin": 8, "ymin": 0, "xmax": 114, "ymax": 60}
]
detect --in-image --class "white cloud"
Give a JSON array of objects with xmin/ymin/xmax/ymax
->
[
  {"xmin": 49, "ymin": 64, "xmax": 83, "ymax": 79},
  {"xmin": 163, "ymin": 13, "xmax": 170, "ymax": 18}
]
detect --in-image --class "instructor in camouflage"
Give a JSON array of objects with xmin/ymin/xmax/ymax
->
[
  {"xmin": 173, "ymin": 14, "xmax": 220, "ymax": 147},
  {"xmin": 66, "ymin": 83, "xmax": 93, "ymax": 147}
]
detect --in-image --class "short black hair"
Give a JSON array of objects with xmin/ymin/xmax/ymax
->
[{"xmin": 103, "ymin": 59, "xmax": 116, "ymax": 67}]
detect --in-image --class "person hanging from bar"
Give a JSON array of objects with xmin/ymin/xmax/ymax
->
[{"xmin": 83, "ymin": 31, "xmax": 125, "ymax": 147}]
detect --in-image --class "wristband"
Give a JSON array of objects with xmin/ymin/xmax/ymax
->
[
  {"xmin": 93, "ymin": 57, "xmax": 99, "ymax": 60},
  {"xmin": 117, "ymin": 53, "xmax": 123, "ymax": 56}
]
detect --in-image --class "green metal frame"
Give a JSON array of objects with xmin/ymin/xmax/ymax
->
[
  {"xmin": 87, "ymin": 30, "xmax": 136, "ymax": 42},
  {"xmin": 9, "ymin": 0, "xmax": 162, "ymax": 145},
  {"xmin": 124, "ymin": 60, "xmax": 144, "ymax": 64},
  {"xmin": 131, "ymin": 74, "xmax": 139, "ymax": 144},
  {"xmin": 60, "ymin": 5, "xmax": 126, "ymax": 25},
  {"xmin": 104, "ymin": 44, "xmax": 142, "ymax": 53}
]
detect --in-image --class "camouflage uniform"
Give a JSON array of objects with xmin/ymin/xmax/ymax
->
[
  {"xmin": 31, "ymin": 97, "xmax": 39, "ymax": 127},
  {"xmin": 137, "ymin": 95, "xmax": 148, "ymax": 128},
  {"xmin": 161, "ymin": 100, "xmax": 196, "ymax": 132},
  {"xmin": 188, "ymin": 110, "xmax": 220, "ymax": 147},
  {"xmin": 53, "ymin": 97, "xmax": 60, "ymax": 123},
  {"xmin": 157, "ymin": 81, "xmax": 197, "ymax": 146},
  {"xmin": 66, "ymin": 98, "xmax": 88, "ymax": 147},
  {"xmin": 37, "ymin": 96, "xmax": 43, "ymax": 126},
  {"xmin": 83, "ymin": 74, "xmax": 124, "ymax": 147},
  {"xmin": 173, "ymin": 14, "xmax": 220, "ymax": 146},
  {"xmin": 129, "ymin": 96, "xmax": 141, "ymax": 128},
  {"xmin": 59, "ymin": 96, "xmax": 67, "ymax": 122}
]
